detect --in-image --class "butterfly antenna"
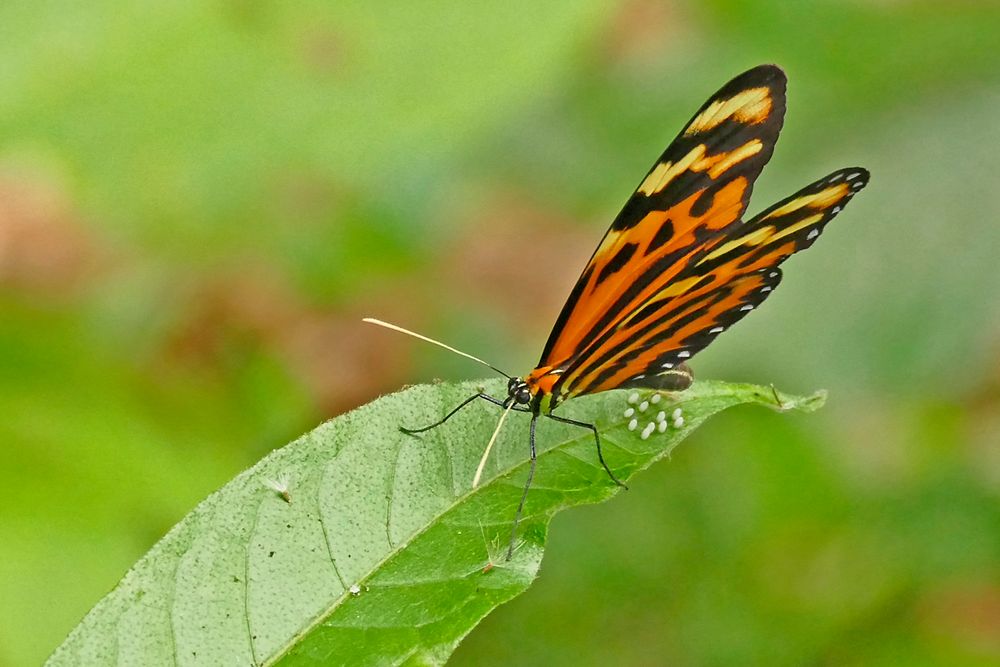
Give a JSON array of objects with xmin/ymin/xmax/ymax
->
[
  {"xmin": 362, "ymin": 317, "xmax": 511, "ymax": 379},
  {"xmin": 473, "ymin": 400, "xmax": 514, "ymax": 488}
]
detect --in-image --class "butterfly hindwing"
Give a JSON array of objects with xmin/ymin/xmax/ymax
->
[
  {"xmin": 695, "ymin": 167, "xmax": 870, "ymax": 275},
  {"xmin": 560, "ymin": 266, "xmax": 784, "ymax": 395},
  {"xmin": 538, "ymin": 65, "xmax": 788, "ymax": 374}
]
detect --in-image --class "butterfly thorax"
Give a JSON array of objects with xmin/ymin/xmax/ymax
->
[{"xmin": 518, "ymin": 366, "xmax": 564, "ymax": 413}]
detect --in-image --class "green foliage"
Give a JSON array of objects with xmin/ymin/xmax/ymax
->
[
  {"xmin": 3, "ymin": 2, "xmax": 1000, "ymax": 665},
  {"xmin": 47, "ymin": 379, "xmax": 821, "ymax": 666}
]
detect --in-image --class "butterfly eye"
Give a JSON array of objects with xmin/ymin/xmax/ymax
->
[{"xmin": 516, "ymin": 388, "xmax": 532, "ymax": 404}]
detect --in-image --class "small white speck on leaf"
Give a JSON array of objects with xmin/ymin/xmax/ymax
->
[{"xmin": 263, "ymin": 474, "xmax": 292, "ymax": 503}]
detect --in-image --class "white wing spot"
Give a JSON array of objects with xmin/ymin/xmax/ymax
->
[
  {"xmin": 677, "ymin": 351, "xmax": 691, "ymax": 359},
  {"xmin": 709, "ymin": 326, "xmax": 725, "ymax": 334},
  {"xmin": 740, "ymin": 304, "xmax": 754, "ymax": 311},
  {"xmin": 760, "ymin": 286, "xmax": 772, "ymax": 293},
  {"xmin": 832, "ymin": 206, "xmax": 842, "ymax": 214},
  {"xmin": 662, "ymin": 362, "xmax": 674, "ymax": 369},
  {"xmin": 806, "ymin": 229, "xmax": 819, "ymax": 241},
  {"xmin": 769, "ymin": 271, "xmax": 779, "ymax": 278}
]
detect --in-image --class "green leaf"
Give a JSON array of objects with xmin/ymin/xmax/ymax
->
[{"xmin": 46, "ymin": 379, "xmax": 824, "ymax": 666}]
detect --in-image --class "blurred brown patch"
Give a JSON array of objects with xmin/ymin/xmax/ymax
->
[
  {"xmin": 825, "ymin": 397, "xmax": 919, "ymax": 492},
  {"xmin": 0, "ymin": 172, "xmax": 102, "ymax": 296},
  {"xmin": 918, "ymin": 581, "xmax": 1000, "ymax": 656},
  {"xmin": 159, "ymin": 258, "xmax": 419, "ymax": 414},
  {"xmin": 299, "ymin": 24, "xmax": 349, "ymax": 77},
  {"xmin": 964, "ymin": 342, "xmax": 1000, "ymax": 489},
  {"xmin": 268, "ymin": 172, "xmax": 346, "ymax": 225},
  {"xmin": 599, "ymin": 0, "xmax": 700, "ymax": 74},
  {"xmin": 280, "ymin": 296, "xmax": 420, "ymax": 413},
  {"xmin": 442, "ymin": 188, "xmax": 594, "ymax": 330}
]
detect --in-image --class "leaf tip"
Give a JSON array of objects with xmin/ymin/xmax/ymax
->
[{"xmin": 770, "ymin": 387, "xmax": 827, "ymax": 413}]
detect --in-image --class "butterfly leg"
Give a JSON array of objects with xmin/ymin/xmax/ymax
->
[
  {"xmin": 545, "ymin": 414, "xmax": 628, "ymax": 490},
  {"xmin": 399, "ymin": 393, "xmax": 529, "ymax": 434},
  {"xmin": 506, "ymin": 412, "xmax": 539, "ymax": 561}
]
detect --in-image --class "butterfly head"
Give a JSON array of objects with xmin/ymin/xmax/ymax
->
[{"xmin": 506, "ymin": 377, "xmax": 533, "ymax": 407}]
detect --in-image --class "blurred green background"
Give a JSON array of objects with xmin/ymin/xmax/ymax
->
[{"xmin": 2, "ymin": 1, "xmax": 999, "ymax": 664}]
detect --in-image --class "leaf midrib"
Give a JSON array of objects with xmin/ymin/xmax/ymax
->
[{"xmin": 264, "ymin": 405, "xmax": 617, "ymax": 665}]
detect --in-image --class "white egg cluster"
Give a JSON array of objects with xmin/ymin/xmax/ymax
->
[{"xmin": 625, "ymin": 392, "xmax": 684, "ymax": 439}]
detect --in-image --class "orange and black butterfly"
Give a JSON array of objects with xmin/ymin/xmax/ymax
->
[{"xmin": 366, "ymin": 64, "xmax": 869, "ymax": 557}]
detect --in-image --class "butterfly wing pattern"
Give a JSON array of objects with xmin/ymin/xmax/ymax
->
[
  {"xmin": 373, "ymin": 64, "xmax": 869, "ymax": 559},
  {"xmin": 523, "ymin": 65, "xmax": 869, "ymax": 410}
]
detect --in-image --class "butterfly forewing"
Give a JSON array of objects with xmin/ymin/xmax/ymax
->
[
  {"xmin": 537, "ymin": 65, "xmax": 787, "ymax": 379},
  {"xmin": 529, "ymin": 66, "xmax": 870, "ymax": 405}
]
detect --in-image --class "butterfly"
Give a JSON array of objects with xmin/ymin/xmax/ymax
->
[{"xmin": 366, "ymin": 64, "xmax": 869, "ymax": 558}]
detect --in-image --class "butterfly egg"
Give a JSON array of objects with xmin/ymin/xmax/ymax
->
[
  {"xmin": 656, "ymin": 411, "xmax": 666, "ymax": 423},
  {"xmin": 641, "ymin": 422, "xmax": 656, "ymax": 440},
  {"xmin": 657, "ymin": 421, "xmax": 668, "ymax": 433},
  {"xmin": 349, "ymin": 584, "xmax": 363, "ymax": 596},
  {"xmin": 627, "ymin": 418, "xmax": 638, "ymax": 431},
  {"xmin": 628, "ymin": 392, "xmax": 640, "ymax": 405},
  {"xmin": 651, "ymin": 394, "xmax": 662, "ymax": 404},
  {"xmin": 671, "ymin": 407, "xmax": 683, "ymax": 420},
  {"xmin": 673, "ymin": 416, "xmax": 685, "ymax": 429},
  {"xmin": 639, "ymin": 400, "xmax": 649, "ymax": 412},
  {"xmin": 624, "ymin": 407, "xmax": 635, "ymax": 418}
]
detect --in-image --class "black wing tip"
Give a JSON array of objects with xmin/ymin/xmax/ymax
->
[
  {"xmin": 707, "ymin": 65, "xmax": 787, "ymax": 102},
  {"xmin": 824, "ymin": 166, "xmax": 871, "ymax": 195},
  {"xmin": 745, "ymin": 63, "xmax": 786, "ymax": 79},
  {"xmin": 829, "ymin": 166, "xmax": 871, "ymax": 183},
  {"xmin": 731, "ymin": 64, "xmax": 787, "ymax": 91}
]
